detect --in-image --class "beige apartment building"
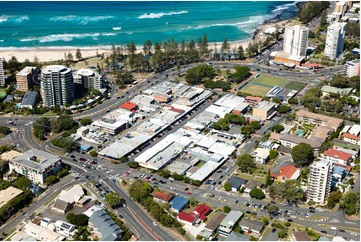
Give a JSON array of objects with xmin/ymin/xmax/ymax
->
[{"xmin": 16, "ymin": 66, "xmax": 39, "ymax": 92}]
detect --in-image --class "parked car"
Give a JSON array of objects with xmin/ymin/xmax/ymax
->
[{"xmin": 321, "ymin": 231, "xmax": 327, "ymax": 234}]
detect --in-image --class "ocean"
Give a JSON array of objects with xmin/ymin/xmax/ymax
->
[{"xmin": 0, "ymin": 1, "xmax": 298, "ymax": 49}]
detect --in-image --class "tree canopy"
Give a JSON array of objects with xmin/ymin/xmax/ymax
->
[
  {"xmin": 237, "ymin": 154, "xmax": 256, "ymax": 174},
  {"xmin": 250, "ymin": 188, "xmax": 265, "ymax": 200},
  {"xmin": 272, "ymin": 124, "xmax": 284, "ymax": 133},
  {"xmin": 66, "ymin": 213, "xmax": 89, "ymax": 227},
  {"xmin": 185, "ymin": 65, "xmax": 215, "ymax": 85},
  {"xmin": 291, "ymin": 143, "xmax": 314, "ymax": 167},
  {"xmin": 341, "ymin": 192, "xmax": 360, "ymax": 215},
  {"xmin": 297, "ymin": 1, "xmax": 330, "ymax": 24},
  {"xmin": 105, "ymin": 192, "xmax": 122, "ymax": 208},
  {"xmin": 269, "ymin": 180, "xmax": 304, "ymax": 204}
]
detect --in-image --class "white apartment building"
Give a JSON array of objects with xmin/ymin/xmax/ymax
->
[
  {"xmin": 324, "ymin": 22, "xmax": 347, "ymax": 59},
  {"xmin": 40, "ymin": 65, "xmax": 74, "ymax": 107},
  {"xmin": 9, "ymin": 149, "xmax": 62, "ymax": 185},
  {"xmin": 73, "ymin": 69, "xmax": 103, "ymax": 90},
  {"xmin": 283, "ymin": 25, "xmax": 309, "ymax": 56},
  {"xmin": 0, "ymin": 57, "xmax": 5, "ymax": 86},
  {"xmin": 344, "ymin": 59, "xmax": 360, "ymax": 77},
  {"xmin": 307, "ymin": 160, "xmax": 332, "ymax": 204}
]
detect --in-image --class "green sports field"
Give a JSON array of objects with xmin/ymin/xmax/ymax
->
[
  {"xmin": 284, "ymin": 81, "xmax": 307, "ymax": 91},
  {"xmin": 253, "ymin": 74, "xmax": 289, "ymax": 87},
  {"xmin": 239, "ymin": 83, "xmax": 272, "ymax": 96}
]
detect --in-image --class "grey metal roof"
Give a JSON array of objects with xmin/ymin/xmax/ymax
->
[
  {"xmin": 225, "ymin": 232, "xmax": 249, "ymax": 241},
  {"xmin": 220, "ymin": 211, "xmax": 243, "ymax": 227},
  {"xmin": 13, "ymin": 149, "xmax": 61, "ymax": 172},
  {"xmin": 89, "ymin": 210, "xmax": 123, "ymax": 241},
  {"xmin": 228, "ymin": 176, "xmax": 247, "ymax": 190},
  {"xmin": 52, "ymin": 199, "xmax": 70, "ymax": 212},
  {"xmin": 239, "ymin": 218, "xmax": 265, "ymax": 232},
  {"xmin": 205, "ymin": 212, "xmax": 227, "ymax": 232},
  {"xmin": 20, "ymin": 91, "xmax": 37, "ymax": 107}
]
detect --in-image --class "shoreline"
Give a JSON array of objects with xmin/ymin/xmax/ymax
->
[{"xmin": 0, "ymin": 13, "xmax": 295, "ymax": 63}]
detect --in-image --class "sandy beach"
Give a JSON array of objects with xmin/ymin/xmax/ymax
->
[{"xmin": 0, "ymin": 19, "xmax": 291, "ymax": 63}]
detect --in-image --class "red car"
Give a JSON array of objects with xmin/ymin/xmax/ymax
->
[{"xmin": 186, "ymin": 191, "xmax": 192, "ymax": 195}]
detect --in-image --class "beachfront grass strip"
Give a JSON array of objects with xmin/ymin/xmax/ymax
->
[
  {"xmin": 253, "ymin": 74, "xmax": 289, "ymax": 87},
  {"xmin": 284, "ymin": 81, "xmax": 307, "ymax": 91},
  {"xmin": 239, "ymin": 83, "xmax": 272, "ymax": 97}
]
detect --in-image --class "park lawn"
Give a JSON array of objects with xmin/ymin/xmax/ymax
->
[
  {"xmin": 240, "ymin": 83, "xmax": 271, "ymax": 96},
  {"xmin": 284, "ymin": 81, "xmax": 307, "ymax": 91},
  {"xmin": 42, "ymin": 111, "xmax": 58, "ymax": 117},
  {"xmin": 237, "ymin": 172, "xmax": 254, "ymax": 180},
  {"xmin": 254, "ymin": 176, "xmax": 266, "ymax": 184},
  {"xmin": 253, "ymin": 74, "xmax": 289, "ymax": 87},
  {"xmin": 0, "ymin": 89, "xmax": 7, "ymax": 99}
]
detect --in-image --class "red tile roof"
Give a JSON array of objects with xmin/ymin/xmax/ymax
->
[
  {"xmin": 193, "ymin": 204, "xmax": 212, "ymax": 221},
  {"xmin": 153, "ymin": 191, "xmax": 173, "ymax": 202},
  {"xmin": 342, "ymin": 133, "xmax": 360, "ymax": 141},
  {"xmin": 323, "ymin": 149, "xmax": 353, "ymax": 161},
  {"xmin": 245, "ymin": 96, "xmax": 263, "ymax": 102},
  {"xmin": 120, "ymin": 101, "xmax": 138, "ymax": 111},
  {"xmin": 178, "ymin": 211, "xmax": 198, "ymax": 223},
  {"xmin": 272, "ymin": 165, "xmax": 298, "ymax": 180}
]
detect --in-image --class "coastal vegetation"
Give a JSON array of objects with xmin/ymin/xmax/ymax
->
[{"xmin": 296, "ymin": 1, "xmax": 330, "ymax": 24}]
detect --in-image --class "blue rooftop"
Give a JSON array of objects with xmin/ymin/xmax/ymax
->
[
  {"xmin": 170, "ymin": 196, "xmax": 189, "ymax": 212},
  {"xmin": 333, "ymin": 166, "xmax": 349, "ymax": 176}
]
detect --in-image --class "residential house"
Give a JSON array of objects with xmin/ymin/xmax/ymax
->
[
  {"xmin": 89, "ymin": 210, "xmax": 123, "ymax": 241},
  {"xmin": 227, "ymin": 176, "xmax": 247, "ymax": 192},
  {"xmin": 55, "ymin": 220, "xmax": 75, "ymax": 237},
  {"xmin": 170, "ymin": 196, "xmax": 189, "ymax": 213},
  {"xmin": 342, "ymin": 133, "xmax": 360, "ymax": 145},
  {"xmin": 243, "ymin": 180, "xmax": 263, "ymax": 193},
  {"xmin": 218, "ymin": 211, "xmax": 243, "ymax": 236},
  {"xmin": 252, "ymin": 148, "xmax": 270, "ymax": 164},
  {"xmin": 322, "ymin": 148, "xmax": 353, "ymax": 165},
  {"xmin": 203, "ymin": 212, "xmax": 227, "ymax": 234},
  {"xmin": 153, "ymin": 191, "xmax": 173, "ymax": 203},
  {"xmin": 24, "ymin": 222, "xmax": 64, "ymax": 241},
  {"xmin": 239, "ymin": 218, "xmax": 265, "ymax": 235},
  {"xmin": 177, "ymin": 211, "xmax": 199, "ymax": 225},
  {"xmin": 192, "ymin": 204, "xmax": 212, "ymax": 221},
  {"xmin": 291, "ymin": 231, "xmax": 311, "ymax": 241},
  {"xmin": 271, "ymin": 165, "xmax": 301, "ymax": 182}
]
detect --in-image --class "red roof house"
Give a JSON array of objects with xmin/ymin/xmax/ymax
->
[
  {"xmin": 271, "ymin": 165, "xmax": 300, "ymax": 182},
  {"xmin": 193, "ymin": 204, "xmax": 212, "ymax": 221},
  {"xmin": 322, "ymin": 149, "xmax": 353, "ymax": 165},
  {"xmin": 120, "ymin": 102, "xmax": 138, "ymax": 112},
  {"xmin": 177, "ymin": 211, "xmax": 199, "ymax": 225},
  {"xmin": 342, "ymin": 133, "xmax": 360, "ymax": 142},
  {"xmin": 153, "ymin": 191, "xmax": 173, "ymax": 203}
]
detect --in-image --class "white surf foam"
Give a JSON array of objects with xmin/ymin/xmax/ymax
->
[
  {"xmin": 50, "ymin": 15, "xmax": 114, "ymax": 25},
  {"xmin": 138, "ymin": 10, "xmax": 188, "ymax": 19}
]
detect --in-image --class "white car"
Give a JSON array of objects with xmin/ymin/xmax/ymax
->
[{"xmin": 153, "ymin": 222, "xmax": 157, "ymax": 226}]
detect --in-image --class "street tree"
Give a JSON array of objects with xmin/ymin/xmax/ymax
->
[
  {"xmin": 237, "ymin": 154, "xmax": 256, "ymax": 174},
  {"xmin": 340, "ymin": 192, "xmax": 360, "ymax": 215},
  {"xmin": 80, "ymin": 118, "xmax": 92, "ymax": 126},
  {"xmin": 250, "ymin": 188, "xmax": 265, "ymax": 200},
  {"xmin": 223, "ymin": 206, "xmax": 231, "ymax": 213},
  {"xmin": 224, "ymin": 183, "xmax": 232, "ymax": 191},
  {"xmin": 272, "ymin": 124, "xmax": 284, "ymax": 133},
  {"xmin": 327, "ymin": 190, "xmax": 343, "ymax": 209},
  {"xmin": 105, "ymin": 192, "xmax": 122, "ymax": 208}
]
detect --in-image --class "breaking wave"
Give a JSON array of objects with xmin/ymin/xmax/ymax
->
[
  {"xmin": 138, "ymin": 10, "xmax": 188, "ymax": 19},
  {"xmin": 20, "ymin": 33, "xmax": 116, "ymax": 43},
  {"xmin": 49, "ymin": 15, "xmax": 114, "ymax": 25}
]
